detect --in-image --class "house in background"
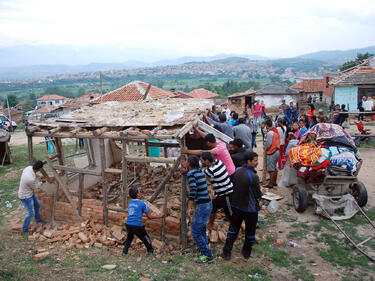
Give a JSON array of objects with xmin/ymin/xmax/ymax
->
[
  {"xmin": 256, "ymin": 83, "xmax": 299, "ymax": 108},
  {"xmin": 329, "ymin": 57, "xmax": 375, "ymax": 111},
  {"xmin": 187, "ymin": 88, "xmax": 218, "ymax": 104},
  {"xmin": 227, "ymin": 89, "xmax": 256, "ymax": 113},
  {"xmin": 291, "ymin": 75, "xmax": 336, "ymax": 104},
  {"xmin": 37, "ymin": 94, "xmax": 70, "ymax": 108},
  {"xmin": 59, "ymin": 92, "xmax": 101, "ymax": 115},
  {"xmin": 91, "ymin": 81, "xmax": 175, "ymax": 103}
]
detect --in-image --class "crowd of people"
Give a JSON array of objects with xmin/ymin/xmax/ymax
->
[{"xmin": 17, "ymin": 97, "xmax": 370, "ymax": 264}]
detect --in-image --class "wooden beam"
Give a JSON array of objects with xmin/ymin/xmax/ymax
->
[
  {"xmin": 121, "ymin": 141, "xmax": 128, "ymax": 209},
  {"xmin": 84, "ymin": 139, "xmax": 93, "ymax": 167},
  {"xmin": 99, "ymin": 139, "xmax": 109, "ymax": 225},
  {"xmin": 88, "ymin": 139, "xmax": 96, "ymax": 167},
  {"xmin": 149, "ymin": 156, "xmax": 182, "ymax": 203},
  {"xmin": 175, "ymin": 121, "xmax": 193, "ymax": 139},
  {"xmin": 45, "ymin": 158, "xmax": 82, "ymax": 221},
  {"xmin": 107, "ymin": 207, "xmax": 128, "ymax": 213},
  {"xmin": 78, "ymin": 174, "xmax": 84, "ymax": 216},
  {"xmin": 51, "ymin": 184, "xmax": 58, "ymax": 227},
  {"xmin": 197, "ymin": 120, "xmax": 233, "ymax": 144},
  {"xmin": 55, "ymin": 137, "xmax": 64, "ymax": 166},
  {"xmin": 104, "ymin": 168, "xmax": 122, "ymax": 174},
  {"xmin": 145, "ymin": 138, "xmax": 149, "ymax": 157},
  {"xmin": 93, "ymin": 126, "xmax": 109, "ymax": 137},
  {"xmin": 51, "ymin": 165, "xmax": 102, "ymax": 176},
  {"xmin": 179, "ymin": 138, "xmax": 188, "ymax": 248},
  {"xmin": 150, "ymin": 126, "xmax": 161, "ymax": 136},
  {"xmin": 161, "ymin": 183, "xmax": 168, "ymax": 242},
  {"xmin": 120, "ymin": 127, "xmax": 134, "ymax": 137},
  {"xmin": 27, "ymin": 136, "xmax": 34, "ymax": 165},
  {"xmin": 143, "ymin": 83, "xmax": 152, "ymax": 100},
  {"xmin": 125, "ymin": 156, "xmax": 176, "ymax": 164}
]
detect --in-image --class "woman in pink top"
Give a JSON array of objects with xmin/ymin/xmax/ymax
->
[
  {"xmin": 253, "ymin": 100, "xmax": 262, "ymax": 133},
  {"xmin": 181, "ymin": 127, "xmax": 235, "ymax": 176}
]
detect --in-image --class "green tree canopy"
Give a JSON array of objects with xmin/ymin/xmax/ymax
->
[
  {"xmin": 340, "ymin": 52, "xmax": 374, "ymax": 72},
  {"xmin": 4, "ymin": 94, "xmax": 18, "ymax": 108}
]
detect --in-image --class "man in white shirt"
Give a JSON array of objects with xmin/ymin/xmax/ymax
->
[
  {"xmin": 221, "ymin": 103, "xmax": 231, "ymax": 120},
  {"xmin": 18, "ymin": 160, "xmax": 47, "ymax": 234}
]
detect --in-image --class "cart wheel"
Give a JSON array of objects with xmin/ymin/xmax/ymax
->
[
  {"xmin": 293, "ymin": 184, "xmax": 308, "ymax": 213},
  {"xmin": 350, "ymin": 181, "xmax": 368, "ymax": 207}
]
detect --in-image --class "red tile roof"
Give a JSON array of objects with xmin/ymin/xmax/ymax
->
[
  {"xmin": 61, "ymin": 92, "xmax": 102, "ymax": 109},
  {"xmin": 92, "ymin": 81, "xmax": 175, "ymax": 103},
  {"xmin": 292, "ymin": 80, "xmax": 325, "ymax": 93},
  {"xmin": 37, "ymin": 94, "xmax": 70, "ymax": 101},
  {"xmin": 330, "ymin": 65, "xmax": 375, "ymax": 86},
  {"xmin": 187, "ymin": 88, "xmax": 218, "ymax": 99},
  {"xmin": 173, "ymin": 90, "xmax": 194, "ymax": 99}
]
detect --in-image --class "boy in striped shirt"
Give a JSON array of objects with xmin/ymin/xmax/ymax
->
[
  {"xmin": 184, "ymin": 154, "xmax": 213, "ymax": 264},
  {"xmin": 200, "ymin": 152, "xmax": 233, "ymax": 229}
]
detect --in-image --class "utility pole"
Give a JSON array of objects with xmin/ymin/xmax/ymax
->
[
  {"xmin": 6, "ymin": 96, "xmax": 11, "ymax": 121},
  {"xmin": 100, "ymin": 72, "xmax": 103, "ymax": 103}
]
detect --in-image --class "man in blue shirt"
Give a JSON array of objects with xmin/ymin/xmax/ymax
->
[{"xmin": 122, "ymin": 187, "xmax": 164, "ymax": 255}]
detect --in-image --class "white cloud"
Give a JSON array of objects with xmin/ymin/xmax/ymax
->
[{"xmin": 0, "ymin": 0, "xmax": 374, "ymax": 58}]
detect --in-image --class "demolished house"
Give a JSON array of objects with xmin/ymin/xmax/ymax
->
[{"xmin": 26, "ymin": 98, "xmax": 233, "ymax": 248}]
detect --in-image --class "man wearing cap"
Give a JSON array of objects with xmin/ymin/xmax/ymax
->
[
  {"xmin": 228, "ymin": 138, "xmax": 250, "ymax": 168},
  {"xmin": 232, "ymin": 118, "xmax": 253, "ymax": 149}
]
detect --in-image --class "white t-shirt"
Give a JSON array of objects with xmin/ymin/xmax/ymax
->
[
  {"xmin": 18, "ymin": 166, "xmax": 42, "ymax": 199},
  {"xmin": 277, "ymin": 126, "xmax": 286, "ymax": 146},
  {"xmin": 364, "ymin": 100, "xmax": 374, "ymax": 111},
  {"xmin": 222, "ymin": 108, "xmax": 231, "ymax": 120}
]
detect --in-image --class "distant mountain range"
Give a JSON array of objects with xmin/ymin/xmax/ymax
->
[{"xmin": 0, "ymin": 45, "xmax": 374, "ymax": 81}]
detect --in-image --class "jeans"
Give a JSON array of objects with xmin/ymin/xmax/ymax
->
[
  {"xmin": 20, "ymin": 194, "xmax": 42, "ymax": 233},
  {"xmin": 191, "ymin": 201, "xmax": 212, "ymax": 257},
  {"xmin": 253, "ymin": 116, "xmax": 262, "ymax": 133}
]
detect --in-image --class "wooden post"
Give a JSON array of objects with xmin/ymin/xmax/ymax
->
[
  {"xmin": 78, "ymin": 174, "xmax": 84, "ymax": 216},
  {"xmin": 145, "ymin": 139, "xmax": 149, "ymax": 157},
  {"xmin": 121, "ymin": 141, "xmax": 128, "ymax": 209},
  {"xmin": 55, "ymin": 137, "xmax": 64, "ymax": 166},
  {"xmin": 84, "ymin": 139, "xmax": 93, "ymax": 167},
  {"xmin": 262, "ymin": 139, "xmax": 267, "ymax": 185},
  {"xmin": 161, "ymin": 183, "xmax": 168, "ymax": 242},
  {"xmin": 179, "ymin": 137, "xmax": 188, "ymax": 248},
  {"xmin": 27, "ymin": 135, "xmax": 33, "ymax": 164},
  {"xmin": 51, "ymin": 184, "xmax": 58, "ymax": 227},
  {"xmin": 99, "ymin": 139, "xmax": 109, "ymax": 225},
  {"xmin": 88, "ymin": 139, "xmax": 96, "ymax": 166}
]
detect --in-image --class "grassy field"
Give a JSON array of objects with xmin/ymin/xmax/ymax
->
[{"xmin": 1, "ymin": 142, "xmax": 375, "ymax": 280}]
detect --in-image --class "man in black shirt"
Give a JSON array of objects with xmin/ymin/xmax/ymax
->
[
  {"xmin": 228, "ymin": 138, "xmax": 248, "ymax": 168},
  {"xmin": 220, "ymin": 151, "xmax": 263, "ymax": 260}
]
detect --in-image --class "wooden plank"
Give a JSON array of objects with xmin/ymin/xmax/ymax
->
[
  {"xmin": 93, "ymin": 127, "xmax": 109, "ymax": 137},
  {"xmin": 120, "ymin": 127, "xmax": 134, "ymax": 137},
  {"xmin": 27, "ymin": 136, "xmax": 34, "ymax": 165},
  {"xmin": 55, "ymin": 137, "xmax": 64, "ymax": 166},
  {"xmin": 88, "ymin": 139, "xmax": 96, "ymax": 166},
  {"xmin": 51, "ymin": 184, "xmax": 58, "ymax": 227},
  {"xmin": 104, "ymin": 168, "xmax": 122, "ymax": 174},
  {"xmin": 99, "ymin": 139, "xmax": 109, "ymax": 225},
  {"xmin": 121, "ymin": 141, "xmax": 128, "ymax": 209},
  {"xmin": 179, "ymin": 138, "xmax": 188, "ymax": 248},
  {"xmin": 149, "ymin": 156, "xmax": 182, "ymax": 203},
  {"xmin": 45, "ymin": 158, "xmax": 82, "ymax": 221},
  {"xmin": 143, "ymin": 83, "xmax": 152, "ymax": 100},
  {"xmin": 175, "ymin": 121, "xmax": 193, "ymax": 139},
  {"xmin": 197, "ymin": 120, "xmax": 233, "ymax": 144},
  {"xmin": 148, "ymin": 142, "xmax": 180, "ymax": 148},
  {"xmin": 78, "ymin": 174, "xmax": 84, "ymax": 216},
  {"xmin": 84, "ymin": 139, "xmax": 93, "ymax": 167},
  {"xmin": 162, "ymin": 183, "xmax": 168, "ymax": 242},
  {"xmin": 125, "ymin": 156, "xmax": 176, "ymax": 164},
  {"xmin": 51, "ymin": 165, "xmax": 101, "ymax": 176},
  {"xmin": 145, "ymin": 138, "xmax": 150, "ymax": 157}
]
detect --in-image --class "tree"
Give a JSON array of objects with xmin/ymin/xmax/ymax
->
[
  {"xmin": 4, "ymin": 94, "xmax": 18, "ymax": 108},
  {"xmin": 22, "ymin": 99, "xmax": 35, "ymax": 112},
  {"xmin": 340, "ymin": 52, "xmax": 374, "ymax": 72}
]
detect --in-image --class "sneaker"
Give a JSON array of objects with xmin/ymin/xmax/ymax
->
[
  {"xmin": 36, "ymin": 219, "xmax": 47, "ymax": 225},
  {"xmin": 219, "ymin": 253, "xmax": 231, "ymax": 261},
  {"xmin": 195, "ymin": 255, "xmax": 214, "ymax": 264}
]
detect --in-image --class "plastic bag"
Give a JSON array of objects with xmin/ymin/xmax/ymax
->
[{"xmin": 268, "ymin": 200, "xmax": 278, "ymax": 213}]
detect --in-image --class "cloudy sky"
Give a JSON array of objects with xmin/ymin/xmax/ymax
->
[{"xmin": 0, "ymin": 0, "xmax": 374, "ymax": 60}]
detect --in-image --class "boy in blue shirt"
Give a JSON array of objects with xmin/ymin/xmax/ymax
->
[
  {"xmin": 122, "ymin": 186, "xmax": 164, "ymax": 255},
  {"xmin": 183, "ymin": 154, "xmax": 213, "ymax": 264}
]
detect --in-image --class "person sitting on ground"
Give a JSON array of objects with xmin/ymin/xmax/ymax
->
[
  {"xmin": 298, "ymin": 119, "xmax": 308, "ymax": 140},
  {"xmin": 184, "ymin": 155, "xmax": 214, "ymax": 264},
  {"xmin": 233, "ymin": 117, "xmax": 253, "ymax": 149},
  {"xmin": 181, "ymin": 126, "xmax": 235, "ymax": 177},
  {"xmin": 205, "ymin": 111, "xmax": 234, "ymax": 139},
  {"xmin": 200, "ymin": 152, "xmax": 233, "ymax": 228},
  {"xmin": 18, "ymin": 160, "xmax": 51, "ymax": 235},
  {"xmin": 228, "ymin": 138, "xmax": 249, "ymax": 168},
  {"xmin": 122, "ymin": 186, "xmax": 164, "ymax": 255},
  {"xmin": 220, "ymin": 151, "xmax": 262, "ymax": 260},
  {"xmin": 264, "ymin": 119, "xmax": 280, "ymax": 188}
]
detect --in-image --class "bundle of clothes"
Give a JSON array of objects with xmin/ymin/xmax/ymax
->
[{"xmin": 287, "ymin": 123, "xmax": 360, "ymax": 184}]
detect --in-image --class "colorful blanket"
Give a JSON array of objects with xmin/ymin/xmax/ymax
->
[{"xmin": 288, "ymin": 143, "xmax": 323, "ymax": 167}]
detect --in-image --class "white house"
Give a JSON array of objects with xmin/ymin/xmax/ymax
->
[
  {"xmin": 256, "ymin": 83, "xmax": 300, "ymax": 108},
  {"xmin": 37, "ymin": 94, "xmax": 70, "ymax": 108}
]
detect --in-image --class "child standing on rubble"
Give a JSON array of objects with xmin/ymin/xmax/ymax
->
[
  {"xmin": 122, "ymin": 186, "xmax": 164, "ymax": 255},
  {"xmin": 183, "ymin": 154, "xmax": 214, "ymax": 264}
]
